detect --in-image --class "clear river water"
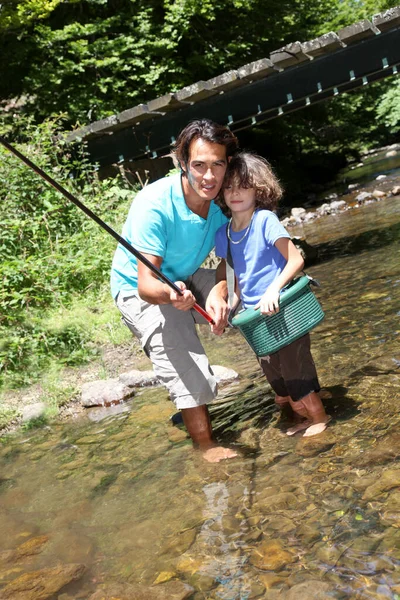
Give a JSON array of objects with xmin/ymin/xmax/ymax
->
[{"xmin": 0, "ymin": 156, "xmax": 399, "ymax": 600}]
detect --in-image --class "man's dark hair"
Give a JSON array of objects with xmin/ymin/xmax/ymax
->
[{"xmin": 172, "ymin": 119, "xmax": 239, "ymax": 169}]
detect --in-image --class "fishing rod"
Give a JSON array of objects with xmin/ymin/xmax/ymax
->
[{"xmin": 0, "ymin": 137, "xmax": 215, "ymax": 324}]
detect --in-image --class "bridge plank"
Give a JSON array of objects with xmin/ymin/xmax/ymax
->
[
  {"xmin": 338, "ymin": 20, "xmax": 380, "ymax": 44},
  {"xmin": 237, "ymin": 58, "xmax": 278, "ymax": 81},
  {"xmin": 270, "ymin": 42, "xmax": 310, "ymax": 69},
  {"xmin": 302, "ymin": 32, "xmax": 346, "ymax": 58},
  {"xmin": 174, "ymin": 81, "xmax": 219, "ymax": 103},
  {"xmin": 372, "ymin": 7, "xmax": 400, "ymax": 32}
]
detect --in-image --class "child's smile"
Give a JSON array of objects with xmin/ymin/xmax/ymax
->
[{"xmin": 224, "ymin": 186, "xmax": 256, "ymax": 228}]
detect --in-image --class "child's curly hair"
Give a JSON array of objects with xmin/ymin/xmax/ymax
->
[{"xmin": 216, "ymin": 151, "xmax": 283, "ymax": 216}]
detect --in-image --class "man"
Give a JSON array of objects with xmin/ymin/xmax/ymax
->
[{"xmin": 111, "ymin": 119, "xmax": 238, "ymax": 463}]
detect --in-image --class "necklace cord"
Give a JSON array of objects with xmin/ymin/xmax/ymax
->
[{"xmin": 227, "ymin": 211, "xmax": 255, "ymax": 244}]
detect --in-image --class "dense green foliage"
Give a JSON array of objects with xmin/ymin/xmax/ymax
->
[
  {"xmin": 0, "ymin": 119, "xmax": 136, "ymax": 387},
  {"xmin": 0, "ymin": 0, "xmax": 398, "ymax": 125}
]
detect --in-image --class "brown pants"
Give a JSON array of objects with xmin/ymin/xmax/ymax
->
[{"xmin": 258, "ymin": 334, "xmax": 320, "ymax": 402}]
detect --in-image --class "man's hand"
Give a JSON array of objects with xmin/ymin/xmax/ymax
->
[
  {"xmin": 167, "ymin": 281, "xmax": 196, "ymax": 311},
  {"xmin": 255, "ymin": 284, "xmax": 280, "ymax": 315}
]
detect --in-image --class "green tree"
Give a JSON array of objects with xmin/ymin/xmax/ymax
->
[{"xmin": 1, "ymin": 0, "xmax": 397, "ymax": 126}]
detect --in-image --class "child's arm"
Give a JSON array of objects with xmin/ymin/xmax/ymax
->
[
  {"xmin": 207, "ymin": 259, "xmax": 241, "ymax": 334},
  {"xmin": 254, "ymin": 238, "xmax": 304, "ymax": 315},
  {"xmin": 206, "ymin": 259, "xmax": 240, "ymax": 335}
]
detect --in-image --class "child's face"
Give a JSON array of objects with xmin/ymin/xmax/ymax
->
[{"xmin": 223, "ymin": 185, "xmax": 256, "ymax": 215}]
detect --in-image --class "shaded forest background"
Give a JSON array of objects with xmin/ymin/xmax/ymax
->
[{"xmin": 0, "ymin": 0, "xmax": 400, "ymax": 400}]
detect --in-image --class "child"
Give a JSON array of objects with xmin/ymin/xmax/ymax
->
[{"xmin": 215, "ymin": 152, "xmax": 329, "ymax": 437}]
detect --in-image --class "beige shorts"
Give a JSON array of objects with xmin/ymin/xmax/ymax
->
[{"xmin": 115, "ymin": 269, "xmax": 218, "ymax": 410}]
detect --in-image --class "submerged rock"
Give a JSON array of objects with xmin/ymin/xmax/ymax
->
[
  {"xmin": 1, "ymin": 563, "xmax": 86, "ymax": 600},
  {"xmin": 286, "ymin": 580, "xmax": 334, "ymax": 599},
  {"xmin": 88, "ymin": 580, "xmax": 193, "ymax": 600},
  {"xmin": 161, "ymin": 528, "xmax": 197, "ymax": 556},
  {"xmin": 355, "ymin": 427, "xmax": 400, "ymax": 467},
  {"xmin": 362, "ymin": 467, "xmax": 400, "ymax": 501},
  {"xmin": 249, "ymin": 539, "xmax": 296, "ymax": 571},
  {"xmin": 295, "ymin": 430, "xmax": 336, "ymax": 457},
  {"xmin": 10, "ymin": 535, "xmax": 49, "ymax": 561}
]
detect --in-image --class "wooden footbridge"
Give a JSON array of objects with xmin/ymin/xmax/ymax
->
[{"xmin": 67, "ymin": 7, "xmax": 400, "ymax": 174}]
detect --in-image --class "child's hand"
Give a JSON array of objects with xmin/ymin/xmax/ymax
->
[{"xmin": 254, "ymin": 284, "xmax": 280, "ymax": 315}]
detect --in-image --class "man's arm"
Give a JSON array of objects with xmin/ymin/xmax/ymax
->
[{"xmin": 137, "ymin": 254, "xmax": 196, "ymax": 310}]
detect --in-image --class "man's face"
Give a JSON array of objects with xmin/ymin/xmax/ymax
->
[{"xmin": 183, "ymin": 138, "xmax": 228, "ymax": 202}]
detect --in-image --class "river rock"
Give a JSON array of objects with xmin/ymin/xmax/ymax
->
[
  {"xmin": 295, "ymin": 524, "xmax": 321, "ymax": 544},
  {"xmin": 316, "ymin": 203, "xmax": 330, "ymax": 215},
  {"xmin": 386, "ymin": 149, "xmax": 397, "ymax": 157},
  {"xmin": 376, "ymin": 174, "xmax": 387, "ymax": 180},
  {"xmin": 329, "ymin": 200, "xmax": 346, "ymax": 211},
  {"xmin": 168, "ymin": 428, "xmax": 189, "ymax": 443},
  {"xmin": 88, "ymin": 580, "xmax": 193, "ymax": 600},
  {"xmin": 81, "ymin": 379, "xmax": 135, "ymax": 407},
  {"xmin": 348, "ymin": 183, "xmax": 359, "ymax": 190},
  {"xmin": 118, "ymin": 369, "xmax": 160, "ymax": 387},
  {"xmin": 256, "ymin": 491, "xmax": 300, "ymax": 511},
  {"xmin": 362, "ymin": 467, "xmax": 400, "ymax": 501},
  {"xmin": 355, "ymin": 191, "xmax": 373, "ymax": 203},
  {"xmin": 280, "ymin": 217, "xmax": 293, "ymax": 227},
  {"xmin": 258, "ymin": 572, "xmax": 285, "ymax": 589},
  {"xmin": 303, "ymin": 211, "xmax": 317, "ymax": 222},
  {"xmin": 291, "ymin": 207, "xmax": 306, "ymax": 219},
  {"xmin": 211, "ymin": 365, "xmax": 238, "ymax": 384},
  {"xmin": 355, "ymin": 428, "xmax": 400, "ymax": 467},
  {"xmin": 286, "ymin": 580, "xmax": 333, "ymax": 599},
  {"xmin": 372, "ymin": 189, "xmax": 386, "ymax": 199},
  {"xmin": 392, "ymin": 185, "xmax": 400, "ymax": 195},
  {"xmin": 161, "ymin": 528, "xmax": 197, "ymax": 556},
  {"xmin": 21, "ymin": 403, "xmax": 47, "ymax": 422},
  {"xmin": 263, "ymin": 515, "xmax": 296, "ymax": 533},
  {"xmin": 1, "ymin": 563, "xmax": 86, "ymax": 600},
  {"xmin": 249, "ymin": 539, "xmax": 296, "ymax": 571},
  {"xmin": 10, "ymin": 535, "xmax": 49, "ymax": 561},
  {"xmin": 296, "ymin": 430, "xmax": 336, "ymax": 457}
]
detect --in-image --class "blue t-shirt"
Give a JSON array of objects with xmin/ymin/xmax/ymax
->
[
  {"xmin": 215, "ymin": 209, "xmax": 291, "ymax": 308},
  {"xmin": 110, "ymin": 173, "xmax": 228, "ymax": 299}
]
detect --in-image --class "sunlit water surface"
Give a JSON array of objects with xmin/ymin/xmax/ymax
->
[{"xmin": 0, "ymin": 188, "xmax": 399, "ymax": 599}]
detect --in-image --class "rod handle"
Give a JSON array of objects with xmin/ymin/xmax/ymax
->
[{"xmin": 193, "ymin": 302, "xmax": 215, "ymax": 325}]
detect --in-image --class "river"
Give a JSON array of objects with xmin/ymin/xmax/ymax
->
[{"xmin": 0, "ymin": 155, "xmax": 399, "ymax": 600}]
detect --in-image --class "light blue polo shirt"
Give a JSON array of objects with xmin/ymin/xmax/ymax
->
[
  {"xmin": 110, "ymin": 173, "xmax": 228, "ymax": 299},
  {"xmin": 215, "ymin": 209, "xmax": 291, "ymax": 308}
]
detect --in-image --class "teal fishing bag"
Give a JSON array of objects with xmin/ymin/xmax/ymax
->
[{"xmin": 231, "ymin": 275, "xmax": 324, "ymax": 357}]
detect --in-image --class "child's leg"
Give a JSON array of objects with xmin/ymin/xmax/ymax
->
[
  {"xmin": 278, "ymin": 335, "xmax": 330, "ymax": 436},
  {"xmin": 298, "ymin": 392, "xmax": 330, "ymax": 436},
  {"xmin": 258, "ymin": 357, "xmax": 300, "ymax": 424}
]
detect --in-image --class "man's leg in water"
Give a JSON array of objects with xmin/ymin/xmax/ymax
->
[
  {"xmin": 181, "ymin": 405, "xmax": 237, "ymax": 462},
  {"xmin": 116, "ymin": 289, "xmax": 237, "ymax": 463}
]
